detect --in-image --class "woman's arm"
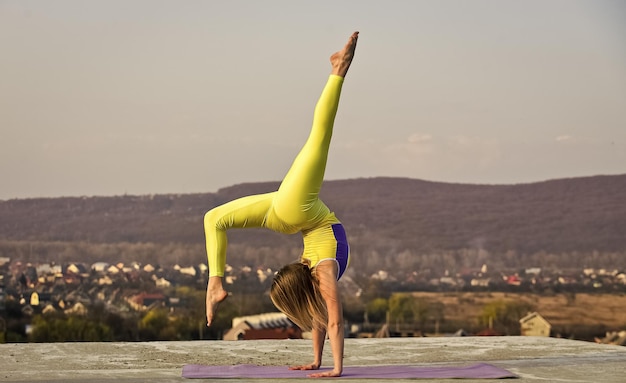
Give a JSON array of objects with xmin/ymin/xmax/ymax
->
[
  {"xmin": 308, "ymin": 261, "xmax": 344, "ymax": 378},
  {"xmin": 289, "ymin": 326, "xmax": 326, "ymax": 371}
]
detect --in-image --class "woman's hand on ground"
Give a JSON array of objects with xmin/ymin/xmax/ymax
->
[
  {"xmin": 289, "ymin": 363, "xmax": 320, "ymax": 371},
  {"xmin": 307, "ymin": 369, "xmax": 342, "ymax": 378}
]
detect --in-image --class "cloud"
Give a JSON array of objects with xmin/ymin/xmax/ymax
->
[
  {"xmin": 379, "ymin": 133, "xmax": 436, "ymax": 158},
  {"xmin": 407, "ymin": 133, "xmax": 433, "ymax": 144},
  {"xmin": 444, "ymin": 135, "xmax": 502, "ymax": 168},
  {"xmin": 341, "ymin": 133, "xmax": 503, "ymax": 178},
  {"xmin": 555, "ymin": 135, "xmax": 572, "ymax": 142}
]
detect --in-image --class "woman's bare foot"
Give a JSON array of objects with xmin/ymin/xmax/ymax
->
[
  {"xmin": 206, "ymin": 277, "xmax": 228, "ymax": 326},
  {"xmin": 330, "ymin": 31, "xmax": 359, "ymax": 78}
]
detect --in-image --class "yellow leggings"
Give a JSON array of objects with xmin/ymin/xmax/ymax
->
[{"xmin": 204, "ymin": 75, "xmax": 345, "ymax": 277}]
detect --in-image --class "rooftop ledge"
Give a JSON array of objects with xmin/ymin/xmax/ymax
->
[{"xmin": 2, "ymin": 337, "xmax": 626, "ymax": 382}]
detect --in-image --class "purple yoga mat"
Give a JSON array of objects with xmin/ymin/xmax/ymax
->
[{"xmin": 182, "ymin": 363, "xmax": 517, "ymax": 379}]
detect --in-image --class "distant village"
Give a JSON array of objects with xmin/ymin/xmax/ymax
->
[{"xmin": 1, "ymin": 255, "xmax": 625, "ymax": 345}]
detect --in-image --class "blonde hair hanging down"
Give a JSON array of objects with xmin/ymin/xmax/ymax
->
[{"xmin": 270, "ymin": 259, "xmax": 328, "ymax": 332}]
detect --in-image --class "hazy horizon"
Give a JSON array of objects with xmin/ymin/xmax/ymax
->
[
  {"xmin": 2, "ymin": 0, "xmax": 625, "ymax": 200},
  {"xmin": 2, "ymin": 173, "xmax": 626, "ymax": 201}
]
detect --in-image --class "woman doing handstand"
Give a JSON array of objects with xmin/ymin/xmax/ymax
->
[{"xmin": 204, "ymin": 31, "xmax": 359, "ymax": 378}]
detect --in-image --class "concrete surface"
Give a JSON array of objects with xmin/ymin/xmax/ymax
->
[{"xmin": 1, "ymin": 336, "xmax": 626, "ymax": 382}]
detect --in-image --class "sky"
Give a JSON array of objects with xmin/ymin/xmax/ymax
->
[{"xmin": 1, "ymin": 0, "xmax": 625, "ymax": 200}]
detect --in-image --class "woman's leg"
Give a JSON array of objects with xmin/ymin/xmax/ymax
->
[
  {"xmin": 273, "ymin": 32, "xmax": 358, "ymax": 225},
  {"xmin": 204, "ymin": 193, "xmax": 274, "ymax": 277},
  {"xmin": 272, "ymin": 75, "xmax": 343, "ymax": 224},
  {"xmin": 204, "ymin": 192, "xmax": 274, "ymax": 326}
]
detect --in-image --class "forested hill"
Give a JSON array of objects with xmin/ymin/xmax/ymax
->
[{"xmin": 1, "ymin": 174, "xmax": 625, "ymax": 260}]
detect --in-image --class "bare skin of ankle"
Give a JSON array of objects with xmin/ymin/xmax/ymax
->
[
  {"xmin": 206, "ymin": 276, "xmax": 228, "ymax": 326},
  {"xmin": 331, "ymin": 31, "xmax": 359, "ymax": 78}
]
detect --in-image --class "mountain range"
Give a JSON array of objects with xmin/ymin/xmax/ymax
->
[{"xmin": 1, "ymin": 174, "xmax": 625, "ymax": 270}]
